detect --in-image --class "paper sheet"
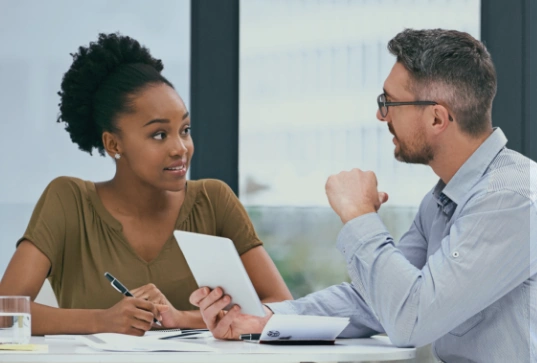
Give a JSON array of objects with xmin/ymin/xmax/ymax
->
[
  {"xmin": 46, "ymin": 329, "xmax": 211, "ymax": 341},
  {"xmin": 77, "ymin": 333, "xmax": 216, "ymax": 352},
  {"xmin": 145, "ymin": 329, "xmax": 212, "ymax": 340}
]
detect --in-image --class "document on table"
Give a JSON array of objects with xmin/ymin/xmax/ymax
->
[
  {"xmin": 77, "ymin": 333, "xmax": 216, "ymax": 352},
  {"xmin": 45, "ymin": 329, "xmax": 212, "ymax": 341},
  {"xmin": 144, "ymin": 329, "xmax": 212, "ymax": 340},
  {"xmin": 259, "ymin": 315, "xmax": 349, "ymax": 343}
]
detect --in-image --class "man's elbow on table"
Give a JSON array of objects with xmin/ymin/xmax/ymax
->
[{"xmin": 386, "ymin": 325, "xmax": 437, "ymax": 349}]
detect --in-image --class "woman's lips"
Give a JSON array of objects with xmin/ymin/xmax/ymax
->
[{"xmin": 164, "ymin": 164, "xmax": 187, "ymax": 176}]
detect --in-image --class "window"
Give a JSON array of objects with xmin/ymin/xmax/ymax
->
[{"xmin": 240, "ymin": 0, "xmax": 481, "ymax": 297}]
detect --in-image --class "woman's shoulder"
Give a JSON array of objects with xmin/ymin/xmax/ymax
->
[
  {"xmin": 46, "ymin": 175, "xmax": 87, "ymax": 190},
  {"xmin": 43, "ymin": 176, "xmax": 92, "ymax": 201},
  {"xmin": 189, "ymin": 178, "xmax": 235, "ymax": 199}
]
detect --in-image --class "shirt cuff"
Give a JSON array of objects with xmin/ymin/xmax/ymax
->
[
  {"xmin": 336, "ymin": 212, "xmax": 390, "ymax": 264},
  {"xmin": 264, "ymin": 300, "xmax": 298, "ymax": 315}
]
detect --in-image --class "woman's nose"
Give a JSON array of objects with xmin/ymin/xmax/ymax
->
[{"xmin": 171, "ymin": 137, "xmax": 188, "ymax": 156}]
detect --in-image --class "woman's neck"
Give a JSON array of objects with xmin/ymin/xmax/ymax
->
[{"xmin": 101, "ymin": 171, "xmax": 184, "ymax": 219}]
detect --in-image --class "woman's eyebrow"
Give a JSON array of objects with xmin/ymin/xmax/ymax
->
[
  {"xmin": 143, "ymin": 118, "xmax": 170, "ymax": 127},
  {"xmin": 143, "ymin": 112, "xmax": 189, "ymax": 127}
]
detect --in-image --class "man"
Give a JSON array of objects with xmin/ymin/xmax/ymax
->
[{"xmin": 190, "ymin": 29, "xmax": 537, "ymax": 362}]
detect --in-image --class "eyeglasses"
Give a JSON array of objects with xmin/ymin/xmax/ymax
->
[{"xmin": 377, "ymin": 93, "xmax": 453, "ymax": 121}]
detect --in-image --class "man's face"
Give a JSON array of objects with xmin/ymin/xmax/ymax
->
[{"xmin": 376, "ymin": 62, "xmax": 434, "ymax": 165}]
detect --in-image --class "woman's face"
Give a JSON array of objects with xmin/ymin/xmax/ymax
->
[{"xmin": 113, "ymin": 83, "xmax": 193, "ymax": 192}]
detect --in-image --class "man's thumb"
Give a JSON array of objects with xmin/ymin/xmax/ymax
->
[{"xmin": 378, "ymin": 192, "xmax": 389, "ymax": 205}]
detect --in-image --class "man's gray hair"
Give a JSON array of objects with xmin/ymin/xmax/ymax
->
[{"xmin": 388, "ymin": 29, "xmax": 497, "ymax": 136}]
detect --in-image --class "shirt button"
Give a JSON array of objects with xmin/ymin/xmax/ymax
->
[{"xmin": 452, "ymin": 251, "xmax": 460, "ymax": 258}]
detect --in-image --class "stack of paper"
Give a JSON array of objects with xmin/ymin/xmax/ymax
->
[{"xmin": 259, "ymin": 315, "xmax": 349, "ymax": 343}]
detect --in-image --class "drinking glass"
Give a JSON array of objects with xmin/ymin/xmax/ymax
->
[{"xmin": 0, "ymin": 296, "xmax": 31, "ymax": 344}]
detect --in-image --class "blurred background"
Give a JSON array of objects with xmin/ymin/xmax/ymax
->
[
  {"xmin": 1, "ymin": 1, "xmax": 534, "ymax": 362},
  {"xmin": 239, "ymin": 0, "xmax": 480, "ymax": 298}
]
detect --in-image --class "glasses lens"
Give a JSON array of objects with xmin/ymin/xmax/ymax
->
[{"xmin": 378, "ymin": 94, "xmax": 388, "ymax": 117}]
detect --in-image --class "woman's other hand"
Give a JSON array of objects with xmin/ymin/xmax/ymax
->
[{"xmin": 130, "ymin": 283, "xmax": 177, "ymax": 328}]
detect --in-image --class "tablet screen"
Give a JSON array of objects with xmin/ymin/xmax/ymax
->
[{"xmin": 174, "ymin": 230, "xmax": 266, "ymax": 317}]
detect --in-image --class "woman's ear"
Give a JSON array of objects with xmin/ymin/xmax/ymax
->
[{"xmin": 102, "ymin": 131, "xmax": 121, "ymax": 158}]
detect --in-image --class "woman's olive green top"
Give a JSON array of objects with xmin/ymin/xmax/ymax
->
[{"xmin": 18, "ymin": 176, "xmax": 262, "ymax": 311}]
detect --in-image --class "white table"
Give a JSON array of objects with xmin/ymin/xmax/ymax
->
[{"xmin": 0, "ymin": 336, "xmax": 415, "ymax": 363}]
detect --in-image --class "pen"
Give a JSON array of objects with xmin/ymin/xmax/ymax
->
[
  {"xmin": 104, "ymin": 272, "xmax": 161, "ymax": 326},
  {"xmin": 240, "ymin": 333, "xmax": 261, "ymax": 341}
]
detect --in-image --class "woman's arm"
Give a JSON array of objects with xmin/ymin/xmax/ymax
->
[
  {"xmin": 241, "ymin": 246, "xmax": 293, "ymax": 302},
  {"xmin": 0, "ymin": 241, "xmax": 162, "ymax": 336},
  {"xmin": 0, "ymin": 241, "xmax": 101, "ymax": 335}
]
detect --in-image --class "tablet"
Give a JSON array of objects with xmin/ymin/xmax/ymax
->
[{"xmin": 174, "ymin": 230, "xmax": 266, "ymax": 317}]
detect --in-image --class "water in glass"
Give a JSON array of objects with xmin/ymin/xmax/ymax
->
[{"xmin": 0, "ymin": 296, "xmax": 31, "ymax": 344}]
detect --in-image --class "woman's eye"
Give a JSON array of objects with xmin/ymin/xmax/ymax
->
[
  {"xmin": 153, "ymin": 132, "xmax": 166, "ymax": 140},
  {"xmin": 182, "ymin": 127, "xmax": 191, "ymax": 135}
]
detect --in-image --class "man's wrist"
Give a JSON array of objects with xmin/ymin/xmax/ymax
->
[
  {"xmin": 260, "ymin": 305, "xmax": 273, "ymax": 329},
  {"xmin": 263, "ymin": 305, "xmax": 274, "ymax": 320},
  {"xmin": 341, "ymin": 207, "xmax": 376, "ymax": 224}
]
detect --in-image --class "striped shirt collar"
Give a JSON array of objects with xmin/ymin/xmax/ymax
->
[{"xmin": 433, "ymin": 127, "xmax": 508, "ymax": 207}]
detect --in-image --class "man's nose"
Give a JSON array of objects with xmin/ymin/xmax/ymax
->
[{"xmin": 376, "ymin": 109, "xmax": 387, "ymax": 122}]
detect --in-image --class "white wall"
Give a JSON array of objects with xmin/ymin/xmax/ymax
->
[{"xmin": 0, "ymin": 0, "xmax": 190, "ymax": 278}]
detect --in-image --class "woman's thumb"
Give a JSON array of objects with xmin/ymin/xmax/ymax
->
[{"xmin": 156, "ymin": 304, "xmax": 170, "ymax": 312}]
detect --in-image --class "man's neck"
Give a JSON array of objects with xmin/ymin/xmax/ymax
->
[{"xmin": 429, "ymin": 129, "xmax": 493, "ymax": 184}]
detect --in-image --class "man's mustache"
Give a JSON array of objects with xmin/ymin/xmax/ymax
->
[{"xmin": 388, "ymin": 124, "xmax": 396, "ymax": 137}]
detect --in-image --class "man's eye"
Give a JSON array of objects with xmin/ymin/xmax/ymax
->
[{"xmin": 153, "ymin": 132, "xmax": 166, "ymax": 140}]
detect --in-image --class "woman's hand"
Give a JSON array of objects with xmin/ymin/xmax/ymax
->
[
  {"xmin": 131, "ymin": 283, "xmax": 178, "ymax": 328},
  {"xmin": 190, "ymin": 287, "xmax": 272, "ymax": 340},
  {"xmin": 97, "ymin": 296, "xmax": 166, "ymax": 336}
]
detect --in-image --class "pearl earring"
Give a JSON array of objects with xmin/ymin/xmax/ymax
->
[{"xmin": 114, "ymin": 153, "xmax": 121, "ymax": 160}]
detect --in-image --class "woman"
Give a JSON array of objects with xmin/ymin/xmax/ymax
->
[{"xmin": 0, "ymin": 33, "xmax": 291, "ymax": 336}]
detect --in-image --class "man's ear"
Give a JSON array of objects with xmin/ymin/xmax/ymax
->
[
  {"xmin": 430, "ymin": 105, "xmax": 452, "ymax": 134},
  {"xmin": 102, "ymin": 131, "xmax": 121, "ymax": 158}
]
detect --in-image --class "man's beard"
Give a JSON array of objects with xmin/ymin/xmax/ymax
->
[{"xmin": 390, "ymin": 124, "xmax": 434, "ymax": 165}]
